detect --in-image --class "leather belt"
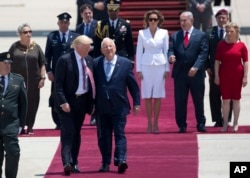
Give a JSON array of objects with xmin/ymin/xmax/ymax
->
[{"xmin": 75, "ymin": 94, "xmax": 83, "ymax": 98}]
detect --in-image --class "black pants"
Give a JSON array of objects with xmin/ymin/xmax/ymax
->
[
  {"xmin": 0, "ymin": 133, "xmax": 20, "ymax": 178},
  {"xmin": 214, "ymin": 0, "xmax": 231, "ymax": 6},
  {"xmin": 58, "ymin": 94, "xmax": 88, "ymax": 166}
]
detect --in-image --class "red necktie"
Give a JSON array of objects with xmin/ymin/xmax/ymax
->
[
  {"xmin": 86, "ymin": 67, "xmax": 96, "ymax": 99},
  {"xmin": 184, "ymin": 31, "xmax": 189, "ymax": 47}
]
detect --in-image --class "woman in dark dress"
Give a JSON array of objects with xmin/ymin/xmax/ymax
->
[{"xmin": 9, "ymin": 23, "xmax": 47, "ymax": 134}]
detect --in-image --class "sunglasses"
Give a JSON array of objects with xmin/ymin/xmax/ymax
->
[
  {"xmin": 148, "ymin": 18, "xmax": 159, "ymax": 22},
  {"xmin": 22, "ymin": 30, "xmax": 32, "ymax": 34}
]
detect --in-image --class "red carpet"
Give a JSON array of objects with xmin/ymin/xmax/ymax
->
[{"xmin": 42, "ymin": 77, "xmax": 250, "ymax": 178}]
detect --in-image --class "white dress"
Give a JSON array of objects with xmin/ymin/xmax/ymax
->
[{"xmin": 136, "ymin": 27, "xmax": 170, "ymax": 98}]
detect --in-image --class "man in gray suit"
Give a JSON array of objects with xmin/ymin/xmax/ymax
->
[
  {"xmin": 168, "ymin": 11, "xmax": 208, "ymax": 133},
  {"xmin": 0, "ymin": 52, "xmax": 27, "ymax": 178},
  {"xmin": 189, "ymin": 0, "xmax": 213, "ymax": 32}
]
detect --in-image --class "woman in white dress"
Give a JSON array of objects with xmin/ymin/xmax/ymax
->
[{"xmin": 136, "ymin": 10, "xmax": 170, "ymax": 133}]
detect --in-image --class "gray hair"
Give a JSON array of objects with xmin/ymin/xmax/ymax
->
[
  {"xmin": 180, "ymin": 11, "xmax": 194, "ymax": 20},
  {"xmin": 101, "ymin": 37, "xmax": 115, "ymax": 48},
  {"xmin": 17, "ymin": 23, "xmax": 31, "ymax": 34}
]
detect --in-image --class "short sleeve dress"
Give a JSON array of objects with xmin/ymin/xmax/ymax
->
[{"xmin": 215, "ymin": 40, "xmax": 248, "ymax": 99}]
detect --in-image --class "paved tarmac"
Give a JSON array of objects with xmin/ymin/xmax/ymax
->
[{"xmin": 0, "ymin": 0, "xmax": 250, "ymax": 177}]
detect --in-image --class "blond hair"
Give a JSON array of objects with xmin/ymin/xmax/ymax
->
[{"xmin": 71, "ymin": 35, "xmax": 93, "ymax": 48}]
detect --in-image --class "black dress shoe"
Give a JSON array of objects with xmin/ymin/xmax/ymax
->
[
  {"xmin": 71, "ymin": 164, "xmax": 80, "ymax": 173},
  {"xmin": 118, "ymin": 161, "xmax": 128, "ymax": 174},
  {"xmin": 214, "ymin": 121, "xmax": 223, "ymax": 127},
  {"xmin": 99, "ymin": 164, "xmax": 110, "ymax": 172},
  {"xmin": 178, "ymin": 127, "xmax": 186, "ymax": 133},
  {"xmin": 64, "ymin": 163, "xmax": 72, "ymax": 176},
  {"xmin": 197, "ymin": 126, "xmax": 207, "ymax": 132}
]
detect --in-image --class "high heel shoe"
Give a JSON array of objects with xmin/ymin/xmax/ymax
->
[
  {"xmin": 146, "ymin": 125, "xmax": 152, "ymax": 133},
  {"xmin": 232, "ymin": 125, "xmax": 239, "ymax": 132},
  {"xmin": 221, "ymin": 124, "xmax": 229, "ymax": 132},
  {"xmin": 153, "ymin": 127, "xmax": 159, "ymax": 134}
]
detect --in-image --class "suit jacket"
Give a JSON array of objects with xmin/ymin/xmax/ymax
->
[
  {"xmin": 168, "ymin": 28, "xmax": 208, "ymax": 79},
  {"xmin": 206, "ymin": 26, "xmax": 222, "ymax": 72},
  {"xmin": 136, "ymin": 27, "xmax": 170, "ymax": 72},
  {"xmin": 0, "ymin": 73, "xmax": 27, "ymax": 134},
  {"xmin": 93, "ymin": 55, "xmax": 140, "ymax": 115},
  {"xmin": 54, "ymin": 51, "xmax": 94, "ymax": 114},
  {"xmin": 94, "ymin": 18, "xmax": 135, "ymax": 61},
  {"xmin": 189, "ymin": 0, "xmax": 213, "ymax": 16},
  {"xmin": 75, "ymin": 20, "xmax": 98, "ymax": 57},
  {"xmin": 45, "ymin": 31, "xmax": 79, "ymax": 74}
]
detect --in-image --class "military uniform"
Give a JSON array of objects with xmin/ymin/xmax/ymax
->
[
  {"xmin": 0, "ymin": 52, "xmax": 27, "ymax": 178},
  {"xmin": 94, "ymin": 18, "xmax": 134, "ymax": 61}
]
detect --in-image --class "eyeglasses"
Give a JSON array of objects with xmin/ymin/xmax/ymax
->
[
  {"xmin": 148, "ymin": 18, "xmax": 159, "ymax": 22},
  {"xmin": 22, "ymin": 30, "xmax": 32, "ymax": 34}
]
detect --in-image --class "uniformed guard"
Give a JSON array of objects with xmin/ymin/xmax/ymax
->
[
  {"xmin": 45, "ymin": 12, "xmax": 79, "ymax": 129},
  {"xmin": 94, "ymin": 0, "xmax": 135, "ymax": 63},
  {"xmin": 0, "ymin": 52, "xmax": 27, "ymax": 178}
]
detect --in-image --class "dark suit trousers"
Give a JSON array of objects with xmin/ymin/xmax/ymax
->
[
  {"xmin": 209, "ymin": 75, "xmax": 233, "ymax": 122},
  {"xmin": 0, "ymin": 133, "xmax": 20, "ymax": 178},
  {"xmin": 97, "ymin": 113, "xmax": 127, "ymax": 165},
  {"xmin": 174, "ymin": 76, "xmax": 206, "ymax": 128},
  {"xmin": 58, "ymin": 94, "xmax": 88, "ymax": 166}
]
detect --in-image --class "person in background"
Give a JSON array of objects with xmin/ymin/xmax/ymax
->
[
  {"xmin": 94, "ymin": 0, "xmax": 134, "ymax": 63},
  {"xmin": 214, "ymin": 22, "xmax": 248, "ymax": 132},
  {"xmin": 214, "ymin": 0, "xmax": 231, "ymax": 6},
  {"xmin": 0, "ymin": 52, "xmax": 27, "ymax": 178},
  {"xmin": 9, "ymin": 23, "xmax": 46, "ymax": 135},
  {"xmin": 54, "ymin": 35, "xmax": 95, "ymax": 175},
  {"xmin": 45, "ymin": 12, "xmax": 79, "ymax": 130},
  {"xmin": 76, "ymin": 4, "xmax": 98, "ymax": 125},
  {"xmin": 206, "ymin": 9, "xmax": 232, "ymax": 127},
  {"xmin": 136, "ymin": 10, "xmax": 169, "ymax": 134},
  {"xmin": 189, "ymin": 0, "xmax": 213, "ymax": 32},
  {"xmin": 94, "ymin": 37, "xmax": 140, "ymax": 173},
  {"xmin": 168, "ymin": 11, "xmax": 208, "ymax": 133},
  {"xmin": 76, "ymin": 0, "xmax": 108, "ymax": 26}
]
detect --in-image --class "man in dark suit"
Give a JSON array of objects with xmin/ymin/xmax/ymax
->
[
  {"xmin": 206, "ymin": 9, "xmax": 232, "ymax": 127},
  {"xmin": 0, "ymin": 52, "xmax": 27, "ymax": 178},
  {"xmin": 54, "ymin": 35, "xmax": 95, "ymax": 175},
  {"xmin": 93, "ymin": 37, "xmax": 140, "ymax": 173},
  {"xmin": 94, "ymin": 0, "xmax": 135, "ymax": 63},
  {"xmin": 76, "ymin": 0, "xmax": 108, "ymax": 26},
  {"xmin": 45, "ymin": 12, "xmax": 79, "ymax": 130},
  {"xmin": 189, "ymin": 0, "xmax": 213, "ymax": 32},
  {"xmin": 76, "ymin": 4, "xmax": 98, "ymax": 126},
  {"xmin": 168, "ymin": 11, "xmax": 208, "ymax": 133}
]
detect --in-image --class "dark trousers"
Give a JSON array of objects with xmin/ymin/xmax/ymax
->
[
  {"xmin": 96, "ymin": 113, "xmax": 127, "ymax": 165},
  {"xmin": 49, "ymin": 83, "xmax": 60, "ymax": 128},
  {"xmin": 209, "ymin": 76, "xmax": 232, "ymax": 122},
  {"xmin": 174, "ymin": 76, "xmax": 206, "ymax": 129},
  {"xmin": 58, "ymin": 94, "xmax": 87, "ymax": 166},
  {"xmin": 214, "ymin": 0, "xmax": 231, "ymax": 6},
  {"xmin": 0, "ymin": 133, "xmax": 20, "ymax": 178}
]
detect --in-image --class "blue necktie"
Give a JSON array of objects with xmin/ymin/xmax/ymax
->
[
  {"xmin": 62, "ymin": 33, "xmax": 66, "ymax": 44},
  {"xmin": 105, "ymin": 62, "xmax": 112, "ymax": 81},
  {"xmin": 219, "ymin": 29, "xmax": 224, "ymax": 40},
  {"xmin": 85, "ymin": 23, "xmax": 89, "ymax": 36}
]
